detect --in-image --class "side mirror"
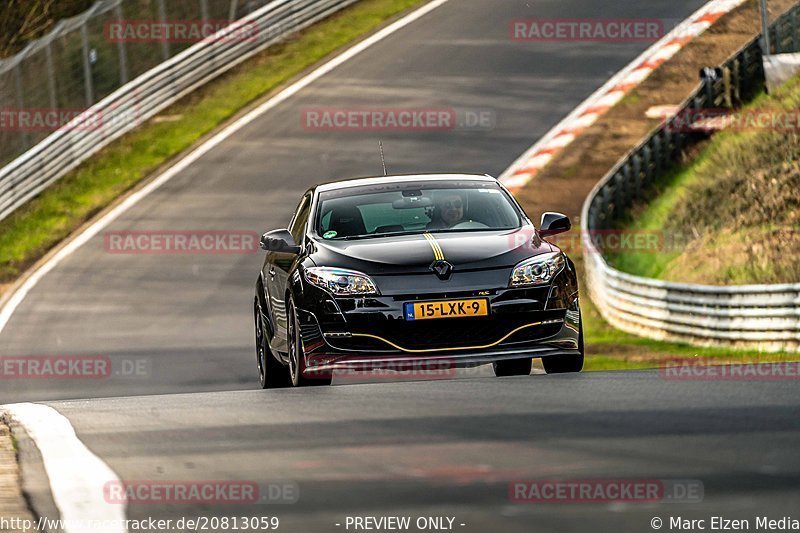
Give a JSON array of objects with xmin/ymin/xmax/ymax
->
[
  {"xmin": 539, "ymin": 212, "xmax": 571, "ymax": 237},
  {"xmin": 260, "ymin": 229, "xmax": 301, "ymax": 254}
]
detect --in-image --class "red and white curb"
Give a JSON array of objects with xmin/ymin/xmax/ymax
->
[{"xmin": 499, "ymin": 0, "xmax": 747, "ymax": 193}]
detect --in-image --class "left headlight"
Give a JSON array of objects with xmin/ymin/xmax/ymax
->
[
  {"xmin": 305, "ymin": 267, "xmax": 379, "ymax": 296},
  {"xmin": 509, "ymin": 252, "xmax": 565, "ymax": 287}
]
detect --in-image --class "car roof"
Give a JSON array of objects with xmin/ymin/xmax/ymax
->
[{"xmin": 314, "ymin": 173, "xmax": 497, "ymax": 193}]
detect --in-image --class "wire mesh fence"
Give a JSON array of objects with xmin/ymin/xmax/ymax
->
[{"xmin": 0, "ymin": 0, "xmax": 277, "ymax": 166}]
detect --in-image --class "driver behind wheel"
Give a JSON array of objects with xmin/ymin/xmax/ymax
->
[{"xmin": 426, "ymin": 191, "xmax": 466, "ymax": 230}]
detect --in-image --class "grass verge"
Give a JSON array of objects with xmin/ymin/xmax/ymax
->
[
  {"xmin": 0, "ymin": 0, "xmax": 428, "ymax": 289},
  {"xmin": 608, "ymin": 75, "xmax": 800, "ymax": 285}
]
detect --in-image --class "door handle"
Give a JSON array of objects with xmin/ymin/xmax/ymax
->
[{"xmin": 269, "ymin": 267, "xmax": 276, "ymax": 278}]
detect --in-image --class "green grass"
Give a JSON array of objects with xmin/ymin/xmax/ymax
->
[
  {"xmin": 608, "ymin": 74, "xmax": 800, "ymax": 285},
  {"xmin": 0, "ymin": 0, "xmax": 428, "ymax": 286},
  {"xmin": 603, "ymin": 166, "xmax": 688, "ymax": 279}
]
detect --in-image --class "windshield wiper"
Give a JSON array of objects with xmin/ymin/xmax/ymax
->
[
  {"xmin": 427, "ymin": 227, "xmax": 515, "ymax": 234},
  {"xmin": 339, "ymin": 230, "xmax": 427, "ymax": 241}
]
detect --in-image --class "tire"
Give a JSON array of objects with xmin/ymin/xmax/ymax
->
[
  {"xmin": 542, "ymin": 318, "xmax": 585, "ymax": 374},
  {"xmin": 254, "ymin": 297, "xmax": 288, "ymax": 389},
  {"xmin": 493, "ymin": 357, "xmax": 532, "ymax": 377},
  {"xmin": 287, "ymin": 297, "xmax": 331, "ymax": 387}
]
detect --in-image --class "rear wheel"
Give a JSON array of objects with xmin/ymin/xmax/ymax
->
[
  {"xmin": 254, "ymin": 298, "xmax": 288, "ymax": 389},
  {"xmin": 287, "ymin": 297, "xmax": 331, "ymax": 387},
  {"xmin": 542, "ymin": 319, "xmax": 585, "ymax": 374},
  {"xmin": 493, "ymin": 357, "xmax": 532, "ymax": 377}
]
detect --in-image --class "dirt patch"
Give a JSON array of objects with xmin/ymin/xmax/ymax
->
[
  {"xmin": 0, "ymin": 419, "xmax": 35, "ymax": 533},
  {"xmin": 660, "ymin": 226, "xmax": 800, "ymax": 284},
  {"xmin": 514, "ymin": 0, "xmax": 799, "ymax": 222}
]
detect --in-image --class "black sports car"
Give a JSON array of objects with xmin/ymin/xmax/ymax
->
[{"xmin": 253, "ymin": 174, "xmax": 582, "ymax": 387}]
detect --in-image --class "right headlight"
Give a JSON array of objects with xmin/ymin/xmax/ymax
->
[{"xmin": 509, "ymin": 252, "xmax": 565, "ymax": 287}]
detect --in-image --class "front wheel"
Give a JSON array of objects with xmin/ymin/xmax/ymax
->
[
  {"xmin": 254, "ymin": 298, "xmax": 288, "ymax": 389},
  {"xmin": 493, "ymin": 357, "xmax": 532, "ymax": 377}
]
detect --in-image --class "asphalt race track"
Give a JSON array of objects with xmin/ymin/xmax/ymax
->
[
  {"xmin": 5, "ymin": 0, "xmax": 799, "ymax": 532},
  {"xmin": 18, "ymin": 373, "xmax": 800, "ymax": 532}
]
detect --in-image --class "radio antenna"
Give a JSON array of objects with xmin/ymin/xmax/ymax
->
[{"xmin": 378, "ymin": 140, "xmax": 387, "ymax": 176}]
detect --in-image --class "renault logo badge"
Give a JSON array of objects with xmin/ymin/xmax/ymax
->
[{"xmin": 430, "ymin": 260, "xmax": 453, "ymax": 280}]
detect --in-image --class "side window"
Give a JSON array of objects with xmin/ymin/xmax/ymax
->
[{"xmin": 288, "ymin": 194, "xmax": 312, "ymax": 244}]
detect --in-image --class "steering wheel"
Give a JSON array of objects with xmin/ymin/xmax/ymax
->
[{"xmin": 451, "ymin": 220, "xmax": 489, "ymax": 230}]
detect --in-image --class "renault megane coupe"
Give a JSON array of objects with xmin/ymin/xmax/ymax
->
[{"xmin": 253, "ymin": 174, "xmax": 583, "ymax": 387}]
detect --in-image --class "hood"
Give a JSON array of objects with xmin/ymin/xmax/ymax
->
[{"xmin": 310, "ymin": 226, "xmax": 553, "ymax": 275}]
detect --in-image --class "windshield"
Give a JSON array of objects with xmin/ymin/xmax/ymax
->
[{"xmin": 315, "ymin": 180, "xmax": 522, "ymax": 240}]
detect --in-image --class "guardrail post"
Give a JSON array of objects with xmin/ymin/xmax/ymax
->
[
  {"xmin": 80, "ymin": 22, "xmax": 95, "ymax": 107},
  {"xmin": 157, "ymin": 0, "xmax": 171, "ymax": 61},
  {"xmin": 619, "ymin": 161, "xmax": 631, "ymax": 209},
  {"xmin": 721, "ymin": 66, "xmax": 732, "ymax": 107},
  {"xmin": 114, "ymin": 2, "xmax": 129, "ymax": 85},
  {"xmin": 633, "ymin": 144, "xmax": 658, "ymax": 200},
  {"xmin": 13, "ymin": 64, "xmax": 29, "ymax": 148},
  {"xmin": 651, "ymin": 131, "xmax": 663, "ymax": 177},
  {"xmin": 666, "ymin": 128, "xmax": 676, "ymax": 168},
  {"xmin": 598, "ymin": 188, "xmax": 611, "ymax": 229},
  {"xmin": 45, "ymin": 42, "xmax": 57, "ymax": 110},
  {"xmin": 730, "ymin": 57, "xmax": 741, "ymax": 104},
  {"xmin": 633, "ymin": 152, "xmax": 644, "ymax": 202},
  {"xmin": 760, "ymin": 0, "xmax": 772, "ymax": 54},
  {"xmin": 702, "ymin": 78, "xmax": 714, "ymax": 108},
  {"xmin": 229, "ymin": 0, "xmax": 239, "ymax": 20},
  {"xmin": 611, "ymin": 171, "xmax": 624, "ymax": 221}
]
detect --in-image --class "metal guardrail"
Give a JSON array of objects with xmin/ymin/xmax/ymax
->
[
  {"xmin": 581, "ymin": 3, "xmax": 800, "ymax": 352},
  {"xmin": 0, "ymin": 0, "xmax": 360, "ymax": 222}
]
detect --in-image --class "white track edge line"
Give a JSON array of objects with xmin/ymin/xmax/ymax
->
[{"xmin": 3, "ymin": 403, "xmax": 127, "ymax": 533}]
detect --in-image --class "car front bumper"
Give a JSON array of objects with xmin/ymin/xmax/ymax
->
[{"xmin": 294, "ymin": 270, "xmax": 581, "ymax": 375}]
